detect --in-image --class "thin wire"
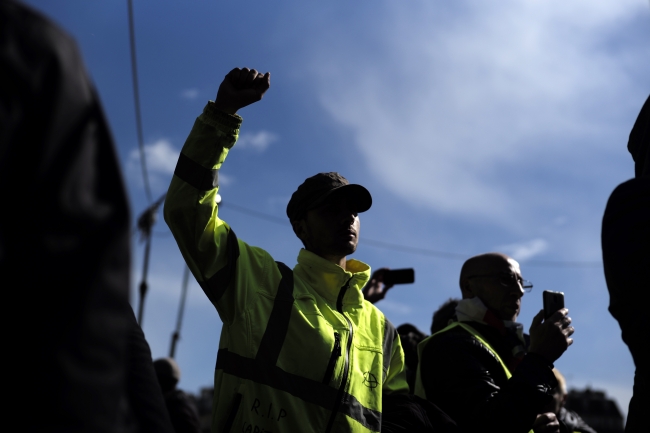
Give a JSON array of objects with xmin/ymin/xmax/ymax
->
[
  {"xmin": 222, "ymin": 203, "xmax": 287, "ymax": 224},
  {"xmin": 220, "ymin": 201, "xmax": 603, "ymax": 268},
  {"xmin": 127, "ymin": 0, "xmax": 152, "ymax": 203},
  {"xmin": 360, "ymin": 239, "xmax": 468, "ymax": 260},
  {"xmin": 169, "ymin": 266, "xmax": 191, "ymax": 358}
]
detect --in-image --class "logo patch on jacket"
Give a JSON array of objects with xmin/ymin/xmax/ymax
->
[{"xmin": 362, "ymin": 371, "xmax": 379, "ymax": 389}]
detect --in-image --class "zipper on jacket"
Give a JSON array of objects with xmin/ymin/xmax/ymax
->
[
  {"xmin": 324, "ymin": 277, "xmax": 354, "ymax": 433},
  {"xmin": 322, "ymin": 332, "xmax": 341, "ymax": 384}
]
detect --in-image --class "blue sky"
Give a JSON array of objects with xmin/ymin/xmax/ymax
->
[{"xmin": 26, "ymin": 0, "xmax": 649, "ymax": 416}]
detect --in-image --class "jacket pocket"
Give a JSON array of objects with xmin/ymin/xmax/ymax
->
[{"xmin": 322, "ymin": 331, "xmax": 341, "ymax": 384}]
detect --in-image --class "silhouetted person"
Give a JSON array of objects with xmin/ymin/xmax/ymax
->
[
  {"xmin": 415, "ymin": 253, "xmax": 575, "ymax": 433},
  {"xmin": 396, "ymin": 323, "xmax": 427, "ymax": 393},
  {"xmin": 154, "ymin": 358, "xmax": 201, "ymax": 433},
  {"xmin": 602, "ymin": 95, "xmax": 650, "ymax": 433},
  {"xmin": 430, "ymin": 298, "xmax": 460, "ymax": 335},
  {"xmin": 1, "ymin": 3, "xmax": 173, "ymax": 432}
]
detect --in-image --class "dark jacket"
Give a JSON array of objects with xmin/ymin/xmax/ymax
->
[
  {"xmin": 125, "ymin": 307, "xmax": 176, "ymax": 433},
  {"xmin": 603, "ymin": 176, "xmax": 650, "ymax": 327},
  {"xmin": 602, "ymin": 95, "xmax": 650, "ymax": 433},
  {"xmin": 418, "ymin": 321, "xmax": 557, "ymax": 433},
  {"xmin": 1, "ymin": 2, "xmax": 173, "ymax": 432},
  {"xmin": 602, "ymin": 177, "xmax": 650, "ymax": 433},
  {"xmin": 1, "ymin": 2, "xmax": 130, "ymax": 431}
]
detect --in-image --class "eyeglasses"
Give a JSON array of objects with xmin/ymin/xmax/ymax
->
[{"xmin": 467, "ymin": 273, "xmax": 533, "ymax": 292}]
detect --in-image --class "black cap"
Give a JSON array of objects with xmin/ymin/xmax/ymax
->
[{"xmin": 286, "ymin": 172, "xmax": 372, "ymax": 221}]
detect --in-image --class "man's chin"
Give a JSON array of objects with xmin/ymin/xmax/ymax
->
[
  {"xmin": 500, "ymin": 306, "xmax": 520, "ymax": 322},
  {"xmin": 337, "ymin": 241, "xmax": 357, "ymax": 257}
]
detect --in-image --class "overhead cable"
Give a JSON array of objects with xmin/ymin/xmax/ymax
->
[
  {"xmin": 135, "ymin": 193, "xmax": 166, "ymax": 325},
  {"xmin": 169, "ymin": 266, "xmax": 191, "ymax": 358},
  {"xmin": 126, "ymin": 0, "xmax": 152, "ymax": 203},
  {"xmin": 219, "ymin": 201, "xmax": 603, "ymax": 268}
]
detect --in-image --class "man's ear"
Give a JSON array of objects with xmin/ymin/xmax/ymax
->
[
  {"xmin": 291, "ymin": 219, "xmax": 307, "ymax": 243},
  {"xmin": 459, "ymin": 278, "xmax": 475, "ymax": 299}
]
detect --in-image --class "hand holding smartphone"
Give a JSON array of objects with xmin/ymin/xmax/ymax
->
[{"xmin": 382, "ymin": 268, "xmax": 415, "ymax": 286}]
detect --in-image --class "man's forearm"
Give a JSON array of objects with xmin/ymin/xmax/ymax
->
[{"xmin": 164, "ymin": 102, "xmax": 241, "ymax": 292}]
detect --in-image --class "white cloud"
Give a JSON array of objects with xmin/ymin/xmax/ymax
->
[
  {"xmin": 304, "ymin": 0, "xmax": 647, "ymax": 232},
  {"xmin": 497, "ymin": 238, "xmax": 548, "ymax": 262},
  {"xmin": 235, "ymin": 131, "xmax": 278, "ymax": 152},
  {"xmin": 129, "ymin": 139, "xmax": 179, "ymax": 175},
  {"xmin": 180, "ymin": 88, "xmax": 199, "ymax": 100},
  {"xmin": 127, "ymin": 138, "xmax": 180, "ymax": 192}
]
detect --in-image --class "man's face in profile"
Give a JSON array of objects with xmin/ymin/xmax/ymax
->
[
  {"xmin": 295, "ymin": 197, "xmax": 360, "ymax": 259},
  {"xmin": 467, "ymin": 257, "xmax": 525, "ymax": 321}
]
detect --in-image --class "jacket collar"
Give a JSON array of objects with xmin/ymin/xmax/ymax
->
[
  {"xmin": 294, "ymin": 248, "xmax": 371, "ymax": 306},
  {"xmin": 455, "ymin": 297, "xmax": 527, "ymax": 364}
]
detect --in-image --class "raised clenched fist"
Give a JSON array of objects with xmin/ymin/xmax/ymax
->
[{"xmin": 214, "ymin": 67, "xmax": 270, "ymax": 114}]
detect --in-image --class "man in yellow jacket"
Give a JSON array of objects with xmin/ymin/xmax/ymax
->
[{"xmin": 164, "ymin": 68, "xmax": 410, "ymax": 433}]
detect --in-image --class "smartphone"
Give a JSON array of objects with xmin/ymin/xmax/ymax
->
[
  {"xmin": 383, "ymin": 268, "xmax": 415, "ymax": 285},
  {"xmin": 543, "ymin": 290, "xmax": 565, "ymax": 319}
]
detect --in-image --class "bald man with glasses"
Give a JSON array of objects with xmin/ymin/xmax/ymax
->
[{"xmin": 414, "ymin": 253, "xmax": 574, "ymax": 433}]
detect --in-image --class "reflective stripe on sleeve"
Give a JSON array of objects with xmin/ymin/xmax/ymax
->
[{"xmin": 173, "ymin": 152, "xmax": 219, "ymax": 191}]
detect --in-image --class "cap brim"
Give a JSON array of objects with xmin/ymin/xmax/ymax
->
[{"xmin": 308, "ymin": 184, "xmax": 372, "ymax": 213}]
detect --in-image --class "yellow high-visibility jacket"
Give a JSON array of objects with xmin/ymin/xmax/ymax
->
[{"xmin": 164, "ymin": 102, "xmax": 409, "ymax": 433}]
